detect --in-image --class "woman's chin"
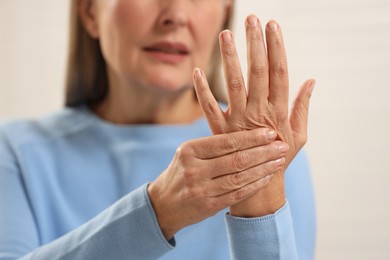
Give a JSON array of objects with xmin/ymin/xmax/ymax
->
[{"xmin": 142, "ymin": 78, "xmax": 193, "ymax": 94}]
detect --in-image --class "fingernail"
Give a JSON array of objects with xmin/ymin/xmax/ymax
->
[
  {"xmin": 278, "ymin": 143, "xmax": 289, "ymax": 153},
  {"xmin": 275, "ymin": 157, "xmax": 285, "ymax": 167},
  {"xmin": 194, "ymin": 68, "xmax": 203, "ymax": 80},
  {"xmin": 268, "ymin": 21, "xmax": 279, "ymax": 32},
  {"xmin": 222, "ymin": 30, "xmax": 232, "ymax": 43},
  {"xmin": 266, "ymin": 129, "xmax": 277, "ymax": 141},
  {"xmin": 247, "ymin": 15, "xmax": 258, "ymax": 27}
]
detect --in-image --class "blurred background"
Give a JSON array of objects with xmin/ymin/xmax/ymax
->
[{"xmin": 1, "ymin": 0, "xmax": 389, "ymax": 259}]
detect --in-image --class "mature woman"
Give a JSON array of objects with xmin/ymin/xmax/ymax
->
[{"xmin": 0, "ymin": 0, "xmax": 316, "ymax": 259}]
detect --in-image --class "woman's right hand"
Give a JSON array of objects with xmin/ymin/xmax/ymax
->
[{"xmin": 147, "ymin": 128, "xmax": 289, "ymax": 240}]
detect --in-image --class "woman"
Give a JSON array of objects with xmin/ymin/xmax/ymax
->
[{"xmin": 0, "ymin": 0, "xmax": 316, "ymax": 259}]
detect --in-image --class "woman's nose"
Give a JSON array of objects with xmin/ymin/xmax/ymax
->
[{"xmin": 157, "ymin": 0, "xmax": 190, "ymax": 30}]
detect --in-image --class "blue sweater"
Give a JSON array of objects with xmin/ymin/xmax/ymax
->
[{"xmin": 0, "ymin": 106, "xmax": 316, "ymax": 260}]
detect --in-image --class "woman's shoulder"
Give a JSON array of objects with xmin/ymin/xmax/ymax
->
[{"xmin": 0, "ymin": 106, "xmax": 93, "ymax": 148}]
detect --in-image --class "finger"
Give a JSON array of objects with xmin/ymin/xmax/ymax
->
[
  {"xmin": 266, "ymin": 20, "xmax": 289, "ymax": 115},
  {"xmin": 246, "ymin": 15, "xmax": 269, "ymax": 107},
  {"xmin": 193, "ymin": 68, "xmax": 225, "ymax": 134},
  {"xmin": 219, "ymin": 30, "xmax": 247, "ymax": 114},
  {"xmin": 206, "ymin": 157, "xmax": 285, "ymax": 197},
  {"xmin": 202, "ymin": 141, "xmax": 288, "ymax": 178},
  {"xmin": 188, "ymin": 128, "xmax": 277, "ymax": 159},
  {"xmin": 209, "ymin": 173, "xmax": 274, "ymax": 211},
  {"xmin": 290, "ymin": 79, "xmax": 315, "ymax": 149}
]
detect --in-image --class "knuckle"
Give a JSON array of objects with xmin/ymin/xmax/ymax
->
[
  {"xmin": 204, "ymin": 101, "xmax": 218, "ymax": 117},
  {"xmin": 175, "ymin": 146, "xmax": 184, "ymax": 159},
  {"xmin": 250, "ymin": 64, "xmax": 268, "ymax": 77},
  {"xmin": 270, "ymin": 62, "xmax": 288, "ymax": 76},
  {"xmin": 176, "ymin": 142, "xmax": 193, "ymax": 159},
  {"xmin": 228, "ymin": 78, "xmax": 245, "ymax": 91},
  {"xmin": 227, "ymin": 171, "xmax": 245, "ymax": 188},
  {"xmin": 234, "ymin": 188, "xmax": 246, "ymax": 201},
  {"xmin": 232, "ymin": 151, "xmax": 249, "ymax": 171},
  {"xmin": 222, "ymin": 135, "xmax": 239, "ymax": 151},
  {"xmin": 248, "ymin": 112, "xmax": 268, "ymax": 125}
]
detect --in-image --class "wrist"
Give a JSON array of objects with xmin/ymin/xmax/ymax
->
[
  {"xmin": 230, "ymin": 172, "xmax": 286, "ymax": 217},
  {"xmin": 147, "ymin": 182, "xmax": 179, "ymax": 240}
]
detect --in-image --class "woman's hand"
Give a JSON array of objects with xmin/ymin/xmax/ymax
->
[
  {"xmin": 193, "ymin": 15, "xmax": 315, "ymax": 217},
  {"xmin": 148, "ymin": 128, "xmax": 288, "ymax": 240}
]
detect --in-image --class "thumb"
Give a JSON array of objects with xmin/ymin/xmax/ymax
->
[{"xmin": 289, "ymin": 79, "xmax": 316, "ymax": 148}]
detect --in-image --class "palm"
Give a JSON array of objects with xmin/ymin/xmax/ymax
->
[{"xmin": 194, "ymin": 17, "xmax": 314, "ymax": 171}]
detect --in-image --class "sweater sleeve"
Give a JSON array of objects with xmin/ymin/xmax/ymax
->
[
  {"xmin": 22, "ymin": 185, "xmax": 174, "ymax": 260},
  {"xmin": 225, "ymin": 202, "xmax": 298, "ymax": 260},
  {"xmin": 225, "ymin": 150, "xmax": 316, "ymax": 260},
  {"xmin": 0, "ymin": 129, "xmax": 174, "ymax": 260}
]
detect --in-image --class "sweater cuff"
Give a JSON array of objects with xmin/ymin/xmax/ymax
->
[
  {"xmin": 225, "ymin": 202, "xmax": 298, "ymax": 260},
  {"xmin": 143, "ymin": 183, "xmax": 176, "ymax": 247}
]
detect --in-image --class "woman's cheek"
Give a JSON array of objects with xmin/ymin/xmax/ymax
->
[
  {"xmin": 113, "ymin": 1, "xmax": 150, "ymax": 32},
  {"xmin": 113, "ymin": 8, "xmax": 133, "ymax": 31}
]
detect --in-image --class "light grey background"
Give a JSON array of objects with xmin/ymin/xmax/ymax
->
[{"xmin": 1, "ymin": 0, "xmax": 389, "ymax": 259}]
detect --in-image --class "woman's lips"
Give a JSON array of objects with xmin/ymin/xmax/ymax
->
[{"xmin": 143, "ymin": 42, "xmax": 189, "ymax": 64}]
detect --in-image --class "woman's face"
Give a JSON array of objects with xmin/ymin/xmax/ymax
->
[{"xmin": 92, "ymin": 0, "xmax": 231, "ymax": 93}]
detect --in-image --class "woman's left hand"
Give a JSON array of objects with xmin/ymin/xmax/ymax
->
[{"xmin": 193, "ymin": 15, "xmax": 315, "ymax": 217}]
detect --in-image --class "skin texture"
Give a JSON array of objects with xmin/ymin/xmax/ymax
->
[
  {"xmin": 148, "ymin": 128, "xmax": 287, "ymax": 239},
  {"xmin": 77, "ymin": 1, "xmax": 314, "ymax": 240},
  {"xmin": 193, "ymin": 15, "xmax": 315, "ymax": 217}
]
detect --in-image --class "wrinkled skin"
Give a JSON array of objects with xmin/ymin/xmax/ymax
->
[{"xmin": 193, "ymin": 15, "xmax": 315, "ymax": 216}]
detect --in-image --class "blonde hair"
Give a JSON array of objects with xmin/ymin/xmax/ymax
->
[{"xmin": 65, "ymin": 0, "xmax": 234, "ymax": 107}]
